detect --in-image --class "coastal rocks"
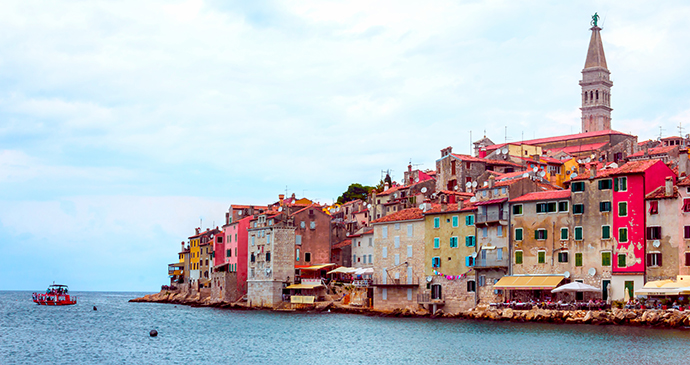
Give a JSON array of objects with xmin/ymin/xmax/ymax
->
[{"xmin": 501, "ymin": 308, "xmax": 514, "ymax": 320}]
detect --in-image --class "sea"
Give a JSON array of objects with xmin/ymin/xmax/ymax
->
[{"xmin": 2, "ymin": 290, "xmax": 690, "ymax": 364}]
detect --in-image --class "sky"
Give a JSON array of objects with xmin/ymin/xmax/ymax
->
[{"xmin": 1, "ymin": 1, "xmax": 690, "ymax": 291}]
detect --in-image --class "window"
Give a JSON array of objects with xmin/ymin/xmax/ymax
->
[
  {"xmin": 497, "ymin": 226, "xmax": 503, "ymax": 237},
  {"xmin": 618, "ymin": 202, "xmax": 628, "ymax": 217},
  {"xmin": 602, "ymin": 251, "xmax": 611, "ymax": 266},
  {"xmin": 266, "ymin": 252, "xmax": 271, "ymax": 262},
  {"xmin": 615, "ymin": 177, "xmax": 627, "ymax": 191},
  {"xmin": 465, "ymin": 236, "xmax": 476, "ymax": 247},
  {"xmin": 295, "ymin": 235, "xmax": 302, "ymax": 245},
  {"xmin": 368, "ymin": 254, "xmax": 372, "ymax": 263},
  {"xmin": 599, "ymin": 201, "xmax": 612, "ymax": 212},
  {"xmin": 251, "ymin": 253, "xmax": 255, "ymax": 263},
  {"xmin": 558, "ymin": 201, "xmax": 569, "ymax": 212},
  {"xmin": 515, "ymin": 228, "xmax": 523, "ymax": 241},
  {"xmin": 575, "ymin": 253, "xmax": 583, "ymax": 267},
  {"xmin": 434, "ymin": 217, "xmax": 440, "ymax": 228},
  {"xmin": 407, "ymin": 245, "xmax": 413, "ymax": 257},
  {"xmin": 647, "ymin": 226, "xmax": 661, "ymax": 240},
  {"xmin": 547, "ymin": 202, "xmax": 557, "ymax": 213},
  {"xmin": 382, "ymin": 288, "xmax": 387, "ymax": 300},
  {"xmin": 535, "ymin": 229, "xmax": 547, "ymax": 240},
  {"xmin": 573, "ymin": 204, "xmax": 584, "ymax": 214},
  {"xmin": 226, "ymin": 249, "xmax": 231, "ymax": 257},
  {"xmin": 452, "ymin": 216, "xmax": 459, "ymax": 227},
  {"xmin": 685, "ymin": 252, "xmax": 690, "ymax": 266},
  {"xmin": 575, "ymin": 226, "xmax": 583, "ymax": 241},
  {"xmin": 467, "ymin": 280, "xmax": 476, "ymax": 292},
  {"xmin": 478, "ymin": 275, "xmax": 486, "ymax": 287},
  {"xmin": 465, "ymin": 215, "xmax": 474, "ymax": 226},
  {"xmin": 407, "ymin": 224, "xmax": 413, "ymax": 237},
  {"xmin": 502, "ymin": 187, "xmax": 507, "ymax": 194},
  {"xmin": 560, "ymin": 227, "xmax": 568, "ymax": 240},
  {"xmin": 266, "ymin": 234, "xmax": 271, "ymax": 244},
  {"xmin": 618, "ymin": 253, "xmax": 626, "ymax": 267},
  {"xmin": 538, "ymin": 251, "xmax": 546, "ymax": 264},
  {"xmin": 310, "ymin": 221, "xmax": 315, "ymax": 229},
  {"xmin": 536, "ymin": 203, "xmax": 547, "ymax": 213},
  {"xmin": 598, "ymin": 179, "xmax": 613, "ymax": 190},
  {"xmin": 482, "ymin": 227, "xmax": 488, "ymax": 238},
  {"xmin": 394, "ymin": 223, "xmax": 400, "ymax": 230},
  {"xmin": 515, "ymin": 250, "xmax": 523, "ymax": 264},
  {"xmin": 434, "ymin": 237, "xmax": 440, "ymax": 249},
  {"xmin": 394, "ymin": 254, "xmax": 400, "ymax": 266},
  {"xmin": 649, "ymin": 201, "xmax": 659, "ymax": 214},
  {"xmin": 571, "ymin": 181, "xmax": 585, "ymax": 192},
  {"xmin": 558, "ymin": 251, "xmax": 569, "ymax": 263},
  {"xmin": 602, "ymin": 225, "xmax": 611, "ymax": 239},
  {"xmin": 450, "ymin": 236, "xmax": 458, "ymax": 248},
  {"xmin": 382, "ymin": 226, "xmax": 388, "ymax": 239},
  {"xmin": 394, "ymin": 236, "xmax": 400, "ymax": 248},
  {"xmin": 432, "ymin": 256, "xmax": 441, "ymax": 268},
  {"xmin": 619, "ymin": 227, "xmax": 628, "ymax": 243},
  {"xmin": 382, "ymin": 247, "xmax": 387, "ymax": 258},
  {"xmin": 300, "ymin": 221, "xmax": 305, "ymax": 228},
  {"xmin": 295, "ymin": 249, "xmax": 300, "ymax": 261},
  {"xmin": 513, "ymin": 204, "xmax": 523, "ymax": 215},
  {"xmin": 251, "ymin": 236, "xmax": 255, "ymax": 246},
  {"xmin": 647, "ymin": 252, "xmax": 662, "ymax": 267},
  {"xmin": 684, "ymin": 199, "xmax": 690, "ymax": 213},
  {"xmin": 368, "ymin": 237, "xmax": 373, "ymax": 246}
]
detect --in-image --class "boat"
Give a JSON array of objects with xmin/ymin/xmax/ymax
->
[{"xmin": 32, "ymin": 284, "xmax": 77, "ymax": 306}]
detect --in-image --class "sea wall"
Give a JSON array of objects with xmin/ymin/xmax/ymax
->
[{"xmin": 130, "ymin": 291, "xmax": 690, "ymax": 328}]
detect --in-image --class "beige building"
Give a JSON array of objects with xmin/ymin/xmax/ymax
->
[{"xmin": 370, "ymin": 208, "xmax": 425, "ymax": 311}]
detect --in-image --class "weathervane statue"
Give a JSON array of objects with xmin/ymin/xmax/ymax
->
[{"xmin": 591, "ymin": 12, "xmax": 600, "ymax": 27}]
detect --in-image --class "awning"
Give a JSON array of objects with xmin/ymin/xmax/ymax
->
[
  {"xmin": 493, "ymin": 275, "xmax": 564, "ymax": 290},
  {"xmin": 353, "ymin": 268, "xmax": 374, "ymax": 275},
  {"xmin": 327, "ymin": 267, "xmax": 356, "ymax": 275},
  {"xmin": 635, "ymin": 287, "xmax": 685, "ymax": 296},
  {"xmin": 168, "ymin": 262, "xmax": 185, "ymax": 267},
  {"xmin": 473, "ymin": 198, "xmax": 508, "ymax": 206},
  {"xmin": 286, "ymin": 283, "xmax": 323, "ymax": 290},
  {"xmin": 300, "ymin": 264, "xmax": 336, "ymax": 271},
  {"xmin": 213, "ymin": 263, "xmax": 229, "ymax": 270}
]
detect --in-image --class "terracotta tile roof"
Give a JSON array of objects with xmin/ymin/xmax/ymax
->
[
  {"xmin": 377, "ymin": 185, "xmax": 405, "ymax": 196},
  {"xmin": 495, "ymin": 176, "xmax": 529, "ymax": 187},
  {"xmin": 678, "ymin": 176, "xmax": 690, "ymax": 187},
  {"xmin": 540, "ymin": 156, "xmax": 565, "ymax": 164},
  {"xmin": 231, "ymin": 205, "xmax": 268, "ymax": 210},
  {"xmin": 473, "ymin": 198, "xmax": 508, "ymax": 206},
  {"xmin": 371, "ymin": 208, "xmax": 424, "ymax": 223},
  {"xmin": 571, "ymin": 159, "xmax": 665, "ymax": 181},
  {"xmin": 547, "ymin": 142, "xmax": 609, "ymax": 155},
  {"xmin": 486, "ymin": 130, "xmax": 632, "ymax": 149},
  {"xmin": 645, "ymin": 185, "xmax": 679, "ymax": 200},
  {"xmin": 451, "ymin": 153, "xmax": 487, "ymax": 163},
  {"xmin": 510, "ymin": 190, "xmax": 570, "ymax": 203},
  {"xmin": 497, "ymin": 170, "xmax": 530, "ymax": 181},
  {"xmin": 485, "ymin": 159, "xmax": 524, "ymax": 168},
  {"xmin": 627, "ymin": 145, "xmax": 677, "ymax": 158},
  {"xmin": 517, "ymin": 157, "xmax": 547, "ymax": 165},
  {"xmin": 290, "ymin": 204, "xmax": 322, "ymax": 216},
  {"xmin": 438, "ymin": 190, "xmax": 474, "ymax": 197},
  {"xmin": 332, "ymin": 239, "xmax": 352, "ymax": 249},
  {"xmin": 424, "ymin": 202, "xmax": 477, "ymax": 215}
]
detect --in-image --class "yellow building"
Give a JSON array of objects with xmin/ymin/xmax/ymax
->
[{"xmin": 420, "ymin": 202, "xmax": 478, "ymax": 313}]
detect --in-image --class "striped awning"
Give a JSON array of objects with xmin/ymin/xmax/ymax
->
[{"xmin": 493, "ymin": 275, "xmax": 564, "ymax": 290}]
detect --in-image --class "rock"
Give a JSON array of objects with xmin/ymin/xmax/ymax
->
[
  {"xmin": 667, "ymin": 312, "xmax": 684, "ymax": 328},
  {"xmin": 625, "ymin": 312, "xmax": 637, "ymax": 320},
  {"xmin": 501, "ymin": 308, "xmax": 514, "ymax": 320},
  {"xmin": 582, "ymin": 311, "xmax": 593, "ymax": 324}
]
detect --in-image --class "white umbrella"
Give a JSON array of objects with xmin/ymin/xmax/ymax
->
[
  {"xmin": 327, "ymin": 267, "xmax": 356, "ymax": 275},
  {"xmin": 353, "ymin": 268, "xmax": 374, "ymax": 275},
  {"xmin": 551, "ymin": 282, "xmax": 601, "ymax": 293}
]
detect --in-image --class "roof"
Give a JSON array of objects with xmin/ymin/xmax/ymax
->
[
  {"xmin": 645, "ymin": 185, "xmax": 679, "ymax": 200},
  {"xmin": 584, "ymin": 26, "xmax": 607, "ymax": 69},
  {"xmin": 486, "ymin": 130, "xmax": 631, "ymax": 149},
  {"xmin": 438, "ymin": 190, "xmax": 474, "ymax": 198},
  {"xmin": 679, "ymin": 176, "xmax": 690, "ymax": 187},
  {"xmin": 627, "ymin": 145, "xmax": 677, "ymax": 158},
  {"xmin": 290, "ymin": 204, "xmax": 322, "ymax": 216},
  {"xmin": 377, "ymin": 185, "xmax": 405, "ymax": 196},
  {"xmin": 496, "ymin": 170, "xmax": 530, "ymax": 181},
  {"xmin": 547, "ymin": 142, "xmax": 609, "ymax": 155},
  {"xmin": 571, "ymin": 159, "xmax": 665, "ymax": 181},
  {"xmin": 510, "ymin": 190, "xmax": 570, "ymax": 203},
  {"xmin": 424, "ymin": 202, "xmax": 477, "ymax": 215},
  {"xmin": 332, "ymin": 239, "xmax": 352, "ymax": 250},
  {"xmin": 473, "ymin": 198, "xmax": 508, "ymax": 206},
  {"xmin": 450, "ymin": 153, "xmax": 487, "ymax": 163},
  {"xmin": 495, "ymin": 176, "xmax": 529, "ymax": 187},
  {"xmin": 371, "ymin": 208, "xmax": 424, "ymax": 224}
]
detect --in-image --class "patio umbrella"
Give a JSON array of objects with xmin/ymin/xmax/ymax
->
[
  {"xmin": 327, "ymin": 267, "xmax": 356, "ymax": 275},
  {"xmin": 551, "ymin": 282, "xmax": 601, "ymax": 293}
]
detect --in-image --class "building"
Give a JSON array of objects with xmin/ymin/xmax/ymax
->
[
  {"xmin": 421, "ymin": 201, "xmax": 478, "ymax": 313},
  {"xmin": 580, "ymin": 22, "xmax": 612, "ymax": 133},
  {"xmin": 645, "ymin": 177, "xmax": 681, "ymax": 282},
  {"xmin": 370, "ymin": 208, "xmax": 425, "ymax": 311},
  {"xmin": 351, "ymin": 227, "xmax": 375, "ymax": 269}
]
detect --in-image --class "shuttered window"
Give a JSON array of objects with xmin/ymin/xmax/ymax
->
[
  {"xmin": 575, "ymin": 253, "xmax": 583, "ymax": 267},
  {"xmin": 515, "ymin": 251, "xmax": 523, "ymax": 264}
]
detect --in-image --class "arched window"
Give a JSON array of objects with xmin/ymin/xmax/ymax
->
[
  {"xmin": 584, "ymin": 92, "xmax": 588, "ymax": 103},
  {"xmin": 596, "ymin": 90, "xmax": 599, "ymax": 100},
  {"xmin": 590, "ymin": 91, "xmax": 594, "ymax": 101}
]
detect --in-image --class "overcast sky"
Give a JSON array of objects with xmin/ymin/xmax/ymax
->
[{"xmin": 2, "ymin": 1, "xmax": 690, "ymax": 291}]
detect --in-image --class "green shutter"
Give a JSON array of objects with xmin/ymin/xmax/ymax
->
[
  {"xmin": 561, "ymin": 228, "xmax": 568, "ymax": 240},
  {"xmin": 538, "ymin": 251, "xmax": 545, "ymax": 263},
  {"xmin": 575, "ymin": 253, "xmax": 583, "ymax": 267},
  {"xmin": 614, "ymin": 177, "xmax": 619, "ymax": 191},
  {"xmin": 620, "ymin": 228, "xmax": 627, "ymax": 242},
  {"xmin": 515, "ymin": 228, "xmax": 523, "ymax": 241},
  {"xmin": 618, "ymin": 254, "xmax": 626, "ymax": 267},
  {"xmin": 602, "ymin": 252, "xmax": 611, "ymax": 266},
  {"xmin": 515, "ymin": 251, "xmax": 523, "ymax": 264},
  {"xmin": 575, "ymin": 227, "xmax": 583, "ymax": 240}
]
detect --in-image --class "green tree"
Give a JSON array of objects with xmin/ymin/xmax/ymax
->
[{"xmin": 337, "ymin": 183, "xmax": 374, "ymax": 204}]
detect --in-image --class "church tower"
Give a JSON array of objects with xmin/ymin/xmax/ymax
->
[{"xmin": 580, "ymin": 17, "xmax": 612, "ymax": 133}]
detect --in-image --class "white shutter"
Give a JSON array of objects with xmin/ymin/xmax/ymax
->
[
  {"xmin": 394, "ymin": 236, "xmax": 400, "ymax": 248},
  {"xmin": 407, "ymin": 224, "xmax": 413, "ymax": 237},
  {"xmin": 407, "ymin": 245, "xmax": 413, "ymax": 257},
  {"xmin": 382, "ymin": 247, "xmax": 387, "ymax": 258},
  {"xmin": 395, "ymin": 254, "xmax": 400, "ymax": 266},
  {"xmin": 382, "ymin": 288, "xmax": 388, "ymax": 300},
  {"xmin": 407, "ymin": 267, "xmax": 413, "ymax": 284},
  {"xmin": 407, "ymin": 288, "xmax": 412, "ymax": 301},
  {"xmin": 382, "ymin": 226, "xmax": 388, "ymax": 238}
]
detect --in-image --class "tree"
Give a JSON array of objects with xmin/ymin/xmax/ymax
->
[{"xmin": 336, "ymin": 183, "xmax": 374, "ymax": 204}]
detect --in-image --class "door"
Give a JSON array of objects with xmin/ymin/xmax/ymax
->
[
  {"xmin": 431, "ymin": 284, "xmax": 442, "ymax": 300},
  {"xmin": 624, "ymin": 281, "xmax": 634, "ymax": 300},
  {"xmin": 575, "ymin": 280, "xmax": 584, "ymax": 301},
  {"xmin": 602, "ymin": 280, "xmax": 611, "ymax": 302}
]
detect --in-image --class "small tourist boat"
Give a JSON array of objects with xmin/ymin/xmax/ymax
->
[{"xmin": 32, "ymin": 284, "xmax": 77, "ymax": 306}]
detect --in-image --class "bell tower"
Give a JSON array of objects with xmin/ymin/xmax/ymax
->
[{"xmin": 580, "ymin": 13, "xmax": 613, "ymax": 133}]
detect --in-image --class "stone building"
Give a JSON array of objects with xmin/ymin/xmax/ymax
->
[
  {"xmin": 580, "ymin": 23, "xmax": 612, "ymax": 133},
  {"xmin": 645, "ymin": 177, "xmax": 681, "ymax": 282},
  {"xmin": 421, "ymin": 201, "xmax": 477, "ymax": 314},
  {"xmin": 350, "ymin": 227, "xmax": 374, "ymax": 269},
  {"xmin": 370, "ymin": 208, "xmax": 425, "ymax": 311}
]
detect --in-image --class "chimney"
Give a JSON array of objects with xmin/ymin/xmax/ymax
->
[
  {"xmin": 590, "ymin": 163, "xmax": 597, "ymax": 179},
  {"xmin": 457, "ymin": 199, "xmax": 464, "ymax": 210},
  {"xmin": 665, "ymin": 176, "xmax": 673, "ymax": 197},
  {"xmin": 195, "ymin": 227, "xmax": 200, "ymax": 235},
  {"xmin": 680, "ymin": 149, "xmax": 689, "ymax": 177},
  {"xmin": 488, "ymin": 175, "xmax": 495, "ymax": 188},
  {"xmin": 279, "ymin": 194, "xmax": 285, "ymax": 203},
  {"xmin": 644, "ymin": 144, "xmax": 649, "ymax": 157},
  {"xmin": 181, "ymin": 241, "xmax": 185, "ymax": 252},
  {"xmin": 384, "ymin": 182, "xmax": 390, "ymax": 191},
  {"xmin": 478, "ymin": 148, "xmax": 487, "ymax": 158}
]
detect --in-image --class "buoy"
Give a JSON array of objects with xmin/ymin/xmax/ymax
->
[
  {"xmin": 93, "ymin": 306, "xmax": 97, "ymax": 311},
  {"xmin": 150, "ymin": 330, "xmax": 158, "ymax": 337}
]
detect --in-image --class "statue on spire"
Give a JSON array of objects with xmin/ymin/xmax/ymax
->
[{"xmin": 591, "ymin": 12, "xmax": 600, "ymax": 27}]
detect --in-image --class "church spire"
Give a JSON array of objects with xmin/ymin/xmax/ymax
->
[{"xmin": 580, "ymin": 13, "xmax": 613, "ymax": 133}]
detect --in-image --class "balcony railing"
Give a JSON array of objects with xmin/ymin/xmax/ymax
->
[
  {"xmin": 473, "ymin": 257, "xmax": 509, "ymax": 268},
  {"xmin": 475, "ymin": 210, "xmax": 506, "ymax": 224},
  {"xmin": 371, "ymin": 274, "xmax": 420, "ymax": 287},
  {"xmin": 417, "ymin": 293, "xmax": 445, "ymax": 304}
]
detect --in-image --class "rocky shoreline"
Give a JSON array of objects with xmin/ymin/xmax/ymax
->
[{"xmin": 130, "ymin": 291, "xmax": 690, "ymax": 328}]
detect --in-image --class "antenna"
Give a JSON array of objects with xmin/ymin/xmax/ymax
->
[
  {"xmin": 470, "ymin": 130, "xmax": 473, "ymax": 155},
  {"xmin": 678, "ymin": 122, "xmax": 684, "ymax": 137},
  {"xmin": 659, "ymin": 126, "xmax": 664, "ymax": 140},
  {"xmin": 505, "ymin": 126, "xmax": 507, "ymax": 143}
]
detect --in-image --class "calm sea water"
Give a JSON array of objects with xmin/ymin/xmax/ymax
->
[{"xmin": 2, "ymin": 290, "xmax": 690, "ymax": 364}]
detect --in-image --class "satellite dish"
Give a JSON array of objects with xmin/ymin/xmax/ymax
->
[
  {"xmin": 426, "ymin": 276, "xmax": 433, "ymax": 283},
  {"xmin": 522, "ymin": 173, "xmax": 530, "ymax": 178},
  {"xmin": 533, "ymin": 166, "xmax": 539, "ymax": 173},
  {"xmin": 497, "ymin": 149, "xmax": 503, "ymax": 155},
  {"xmin": 483, "ymin": 181, "xmax": 488, "ymax": 187},
  {"xmin": 421, "ymin": 187, "xmax": 428, "ymax": 193},
  {"xmin": 502, "ymin": 147, "xmax": 509, "ymax": 155},
  {"xmin": 454, "ymin": 185, "xmax": 459, "ymax": 190},
  {"xmin": 465, "ymin": 182, "xmax": 472, "ymax": 188},
  {"xmin": 588, "ymin": 268, "xmax": 596, "ymax": 276},
  {"xmin": 653, "ymin": 240, "xmax": 661, "ymax": 248},
  {"xmin": 393, "ymin": 193, "xmax": 398, "ymax": 198},
  {"xmin": 609, "ymin": 162, "xmax": 618, "ymax": 169},
  {"xmin": 418, "ymin": 204, "xmax": 425, "ymax": 210},
  {"xmin": 472, "ymin": 181, "xmax": 478, "ymax": 188},
  {"xmin": 577, "ymin": 159, "xmax": 583, "ymax": 164},
  {"xmin": 238, "ymin": 211, "xmax": 243, "ymax": 216},
  {"xmin": 570, "ymin": 173, "xmax": 578, "ymax": 179},
  {"xmin": 415, "ymin": 178, "xmax": 420, "ymax": 183},
  {"xmin": 470, "ymin": 197, "xmax": 477, "ymax": 202},
  {"xmin": 564, "ymin": 271, "xmax": 571, "ymax": 278},
  {"xmin": 367, "ymin": 204, "xmax": 371, "ymax": 209},
  {"xmin": 539, "ymin": 170, "xmax": 546, "ymax": 177},
  {"xmin": 471, "ymin": 252, "xmax": 477, "ymax": 258},
  {"xmin": 585, "ymin": 157, "xmax": 591, "ymax": 163}
]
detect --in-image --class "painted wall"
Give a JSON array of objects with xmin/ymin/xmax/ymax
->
[{"xmin": 612, "ymin": 174, "xmax": 645, "ymax": 274}]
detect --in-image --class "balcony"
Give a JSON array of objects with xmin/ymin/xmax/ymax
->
[
  {"xmin": 473, "ymin": 257, "xmax": 509, "ymax": 269},
  {"xmin": 371, "ymin": 274, "xmax": 420, "ymax": 287},
  {"xmin": 417, "ymin": 292, "xmax": 445, "ymax": 305},
  {"xmin": 476, "ymin": 210, "xmax": 506, "ymax": 224}
]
